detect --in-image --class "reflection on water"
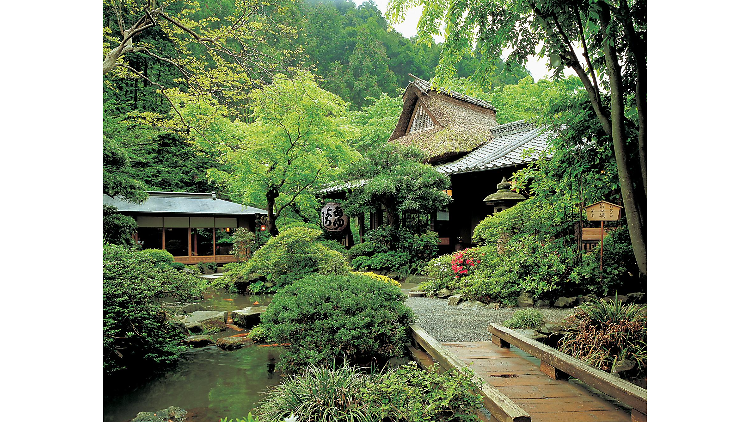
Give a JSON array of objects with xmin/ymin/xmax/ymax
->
[
  {"xmin": 104, "ymin": 345, "xmax": 282, "ymax": 422},
  {"xmin": 105, "ymin": 288, "xmax": 279, "ymax": 422}
]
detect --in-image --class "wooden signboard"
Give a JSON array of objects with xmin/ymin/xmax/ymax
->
[
  {"xmin": 585, "ymin": 201, "xmax": 623, "ymax": 221},
  {"xmin": 584, "ymin": 201, "xmax": 623, "ymax": 272}
]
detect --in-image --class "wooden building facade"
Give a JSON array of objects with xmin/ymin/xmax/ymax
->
[
  {"xmin": 104, "ymin": 191, "xmax": 265, "ymax": 264},
  {"xmin": 322, "ymin": 75, "xmax": 553, "ymax": 253}
]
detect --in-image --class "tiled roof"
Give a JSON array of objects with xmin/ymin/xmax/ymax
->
[
  {"xmin": 410, "ymin": 76, "xmax": 496, "ymax": 111},
  {"xmin": 434, "ymin": 121, "xmax": 553, "ymax": 175},
  {"xmin": 103, "ymin": 191, "xmax": 266, "ymax": 215}
]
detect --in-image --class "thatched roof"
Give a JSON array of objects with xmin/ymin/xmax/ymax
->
[{"xmin": 389, "ymin": 76, "xmax": 498, "ymax": 163}]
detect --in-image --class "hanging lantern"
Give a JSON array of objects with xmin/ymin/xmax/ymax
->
[{"xmin": 320, "ymin": 202, "xmax": 349, "ymax": 232}]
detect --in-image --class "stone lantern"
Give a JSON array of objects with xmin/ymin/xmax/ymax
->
[{"xmin": 483, "ymin": 178, "xmax": 526, "ymax": 213}]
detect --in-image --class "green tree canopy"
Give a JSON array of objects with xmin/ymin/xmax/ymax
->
[
  {"xmin": 339, "ymin": 143, "xmax": 451, "ymax": 230},
  {"xmin": 205, "ymin": 71, "xmax": 360, "ymax": 235}
]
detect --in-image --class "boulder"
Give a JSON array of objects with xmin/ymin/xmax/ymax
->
[
  {"xmin": 458, "ymin": 300, "xmax": 485, "ymax": 310},
  {"xmin": 184, "ymin": 335, "xmax": 215, "ymax": 347},
  {"xmin": 553, "ymin": 296, "xmax": 578, "ymax": 308},
  {"xmin": 230, "ymin": 306, "xmax": 267, "ymax": 329},
  {"xmin": 579, "ymin": 294, "xmax": 597, "ymax": 305},
  {"xmin": 182, "ymin": 311, "xmax": 227, "ymax": 334},
  {"xmin": 408, "ymin": 291, "xmax": 426, "ymax": 297},
  {"xmin": 534, "ymin": 299, "xmax": 550, "ymax": 308},
  {"xmin": 131, "ymin": 406, "xmax": 187, "ymax": 422},
  {"xmin": 517, "ymin": 292, "xmax": 534, "ymax": 308},
  {"xmin": 436, "ymin": 288, "xmax": 452, "ymax": 298},
  {"xmin": 625, "ymin": 292, "xmax": 646, "ymax": 304},
  {"xmin": 447, "ymin": 294, "xmax": 463, "ymax": 306},
  {"xmin": 611, "ymin": 359, "xmax": 637, "ymax": 378},
  {"xmin": 216, "ymin": 336, "xmax": 247, "ymax": 351}
]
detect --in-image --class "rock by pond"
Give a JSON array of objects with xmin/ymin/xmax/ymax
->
[
  {"xmin": 180, "ymin": 310, "xmax": 227, "ymax": 334},
  {"xmin": 130, "ymin": 406, "xmax": 187, "ymax": 422},
  {"xmin": 230, "ymin": 306, "xmax": 267, "ymax": 329},
  {"xmin": 216, "ymin": 335, "xmax": 249, "ymax": 351},
  {"xmin": 184, "ymin": 335, "xmax": 215, "ymax": 348}
]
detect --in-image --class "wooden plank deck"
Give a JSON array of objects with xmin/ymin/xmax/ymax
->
[{"xmin": 443, "ymin": 341, "xmax": 633, "ymax": 422}]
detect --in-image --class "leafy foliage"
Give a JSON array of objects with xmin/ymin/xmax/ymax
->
[
  {"xmin": 256, "ymin": 360, "xmax": 482, "ymax": 422},
  {"xmin": 204, "ymin": 72, "xmax": 360, "ymax": 235},
  {"xmin": 559, "ymin": 296, "xmax": 647, "ymax": 377},
  {"xmin": 230, "ymin": 227, "xmax": 258, "ymax": 262},
  {"xmin": 340, "ymin": 143, "xmax": 451, "ymax": 231},
  {"xmin": 349, "ymin": 226, "xmax": 439, "ymax": 276},
  {"xmin": 260, "ymin": 273, "xmax": 414, "ymax": 373},
  {"xmin": 103, "ymin": 205, "xmax": 138, "ymax": 246},
  {"xmin": 103, "ymin": 243, "xmax": 206, "ymax": 377},
  {"xmin": 363, "ymin": 361, "xmax": 482, "ymax": 422},
  {"xmin": 226, "ymin": 226, "xmax": 351, "ymax": 293}
]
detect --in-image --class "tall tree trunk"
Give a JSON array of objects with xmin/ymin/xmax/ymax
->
[
  {"xmin": 601, "ymin": 7, "xmax": 646, "ymax": 276},
  {"xmin": 266, "ymin": 189, "xmax": 279, "ymax": 236},
  {"xmin": 616, "ymin": 0, "xmax": 647, "ymax": 195}
]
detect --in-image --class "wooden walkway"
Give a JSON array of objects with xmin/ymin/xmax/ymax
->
[
  {"xmin": 408, "ymin": 324, "xmax": 646, "ymax": 422},
  {"xmin": 444, "ymin": 341, "xmax": 632, "ymax": 422}
]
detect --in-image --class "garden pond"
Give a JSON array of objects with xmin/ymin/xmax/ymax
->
[{"xmin": 104, "ymin": 288, "xmax": 280, "ymax": 422}]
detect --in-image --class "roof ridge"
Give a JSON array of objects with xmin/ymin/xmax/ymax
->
[{"xmin": 407, "ymin": 74, "xmax": 496, "ymax": 111}]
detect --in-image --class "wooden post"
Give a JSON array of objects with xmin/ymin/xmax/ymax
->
[
  {"xmin": 599, "ymin": 220, "xmax": 604, "ymax": 272},
  {"xmin": 161, "ymin": 227, "xmax": 166, "ymax": 250},
  {"xmin": 187, "ymin": 228, "xmax": 192, "ymax": 257},
  {"xmin": 212, "ymin": 227, "xmax": 216, "ymax": 263}
]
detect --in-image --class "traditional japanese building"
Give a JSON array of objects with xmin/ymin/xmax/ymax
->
[
  {"xmin": 104, "ymin": 191, "xmax": 265, "ymax": 264},
  {"xmin": 322, "ymin": 75, "xmax": 553, "ymax": 253}
]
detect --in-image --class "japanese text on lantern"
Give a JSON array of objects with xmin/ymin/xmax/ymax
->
[{"xmin": 321, "ymin": 202, "xmax": 348, "ymax": 232}]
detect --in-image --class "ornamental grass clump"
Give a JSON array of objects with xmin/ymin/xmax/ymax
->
[
  {"xmin": 503, "ymin": 308, "xmax": 544, "ymax": 329},
  {"xmin": 260, "ymin": 273, "xmax": 414, "ymax": 373},
  {"xmin": 256, "ymin": 361, "xmax": 483, "ymax": 422},
  {"xmin": 257, "ymin": 362, "xmax": 374, "ymax": 422},
  {"xmin": 558, "ymin": 295, "xmax": 646, "ymax": 377}
]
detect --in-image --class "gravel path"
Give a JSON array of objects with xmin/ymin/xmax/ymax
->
[{"xmin": 404, "ymin": 296, "xmax": 576, "ymax": 342}]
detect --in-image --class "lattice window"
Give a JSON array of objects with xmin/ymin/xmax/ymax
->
[{"xmin": 409, "ymin": 104, "xmax": 435, "ymax": 133}]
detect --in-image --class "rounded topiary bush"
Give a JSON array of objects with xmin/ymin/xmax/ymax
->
[{"xmin": 261, "ymin": 273, "xmax": 414, "ymax": 372}]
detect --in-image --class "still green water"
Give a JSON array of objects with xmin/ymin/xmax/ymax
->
[
  {"xmin": 104, "ymin": 345, "xmax": 281, "ymax": 422},
  {"xmin": 104, "ymin": 288, "xmax": 280, "ymax": 422}
]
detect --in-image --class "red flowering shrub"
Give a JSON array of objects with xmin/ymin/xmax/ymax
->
[{"xmin": 450, "ymin": 248, "xmax": 483, "ymax": 279}]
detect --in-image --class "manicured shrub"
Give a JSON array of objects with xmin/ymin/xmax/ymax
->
[
  {"xmin": 558, "ymin": 295, "xmax": 646, "ymax": 377},
  {"xmin": 245, "ymin": 227, "xmax": 351, "ymax": 291},
  {"xmin": 353, "ymin": 271, "xmax": 401, "ymax": 287},
  {"xmin": 140, "ymin": 248, "xmax": 175, "ymax": 267},
  {"xmin": 349, "ymin": 226, "xmax": 438, "ymax": 276},
  {"xmin": 169, "ymin": 262, "xmax": 186, "ymax": 271},
  {"xmin": 419, "ymin": 254, "xmax": 456, "ymax": 293},
  {"xmin": 503, "ymin": 308, "xmax": 544, "ymax": 329},
  {"xmin": 261, "ymin": 273, "xmax": 414, "ymax": 372},
  {"xmin": 103, "ymin": 243, "xmax": 206, "ymax": 377}
]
